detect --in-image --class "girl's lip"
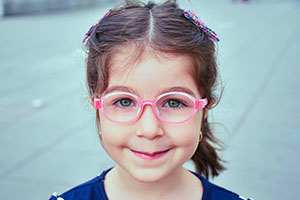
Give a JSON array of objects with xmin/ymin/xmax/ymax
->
[{"xmin": 131, "ymin": 149, "xmax": 170, "ymax": 160}]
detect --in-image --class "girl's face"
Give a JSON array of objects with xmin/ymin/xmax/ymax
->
[{"xmin": 99, "ymin": 48, "xmax": 203, "ymax": 183}]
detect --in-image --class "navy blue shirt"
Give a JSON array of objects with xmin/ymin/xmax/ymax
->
[{"xmin": 49, "ymin": 168, "xmax": 253, "ymax": 200}]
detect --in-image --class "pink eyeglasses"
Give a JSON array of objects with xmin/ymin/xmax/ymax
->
[{"xmin": 93, "ymin": 91, "xmax": 208, "ymax": 124}]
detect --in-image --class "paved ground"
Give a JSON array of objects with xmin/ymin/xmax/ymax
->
[{"xmin": 0, "ymin": 0, "xmax": 299, "ymax": 199}]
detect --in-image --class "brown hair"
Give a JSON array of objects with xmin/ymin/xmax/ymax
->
[{"xmin": 85, "ymin": 0, "xmax": 225, "ymax": 179}]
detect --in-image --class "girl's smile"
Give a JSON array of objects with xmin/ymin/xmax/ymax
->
[
  {"xmin": 126, "ymin": 141, "xmax": 175, "ymax": 166},
  {"xmin": 131, "ymin": 149, "xmax": 170, "ymax": 160}
]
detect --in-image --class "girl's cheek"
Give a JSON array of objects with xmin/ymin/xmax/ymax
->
[
  {"xmin": 167, "ymin": 126, "xmax": 199, "ymax": 144},
  {"xmin": 168, "ymin": 115, "xmax": 202, "ymax": 143},
  {"xmin": 101, "ymin": 123, "xmax": 132, "ymax": 144}
]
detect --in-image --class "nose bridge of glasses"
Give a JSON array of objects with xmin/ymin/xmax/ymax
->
[
  {"xmin": 141, "ymin": 100, "xmax": 156, "ymax": 108},
  {"xmin": 139, "ymin": 99, "xmax": 158, "ymax": 115}
]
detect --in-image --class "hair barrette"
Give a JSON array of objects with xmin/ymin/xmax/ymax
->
[
  {"xmin": 183, "ymin": 9, "xmax": 219, "ymax": 42},
  {"xmin": 82, "ymin": 9, "xmax": 112, "ymax": 43}
]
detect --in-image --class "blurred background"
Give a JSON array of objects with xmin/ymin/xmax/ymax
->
[{"xmin": 0, "ymin": 0, "xmax": 299, "ymax": 199}]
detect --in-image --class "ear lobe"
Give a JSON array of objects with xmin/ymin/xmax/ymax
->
[{"xmin": 99, "ymin": 131, "xmax": 102, "ymax": 140}]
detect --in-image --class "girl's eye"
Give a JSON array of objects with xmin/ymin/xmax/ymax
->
[
  {"xmin": 116, "ymin": 98, "xmax": 133, "ymax": 107},
  {"xmin": 165, "ymin": 100, "xmax": 182, "ymax": 108}
]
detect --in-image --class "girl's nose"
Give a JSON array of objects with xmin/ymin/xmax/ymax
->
[{"xmin": 135, "ymin": 105, "xmax": 164, "ymax": 139}]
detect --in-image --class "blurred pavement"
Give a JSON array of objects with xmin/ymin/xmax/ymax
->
[{"xmin": 0, "ymin": 0, "xmax": 299, "ymax": 199}]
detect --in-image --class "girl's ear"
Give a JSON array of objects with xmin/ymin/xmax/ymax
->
[
  {"xmin": 88, "ymin": 97, "xmax": 93, "ymax": 106},
  {"xmin": 204, "ymin": 98, "xmax": 215, "ymax": 119}
]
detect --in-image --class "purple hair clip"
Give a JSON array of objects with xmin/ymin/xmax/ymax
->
[
  {"xmin": 183, "ymin": 9, "xmax": 219, "ymax": 42},
  {"xmin": 82, "ymin": 9, "xmax": 112, "ymax": 43}
]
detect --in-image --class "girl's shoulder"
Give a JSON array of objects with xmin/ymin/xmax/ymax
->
[
  {"xmin": 192, "ymin": 172, "xmax": 254, "ymax": 200},
  {"xmin": 48, "ymin": 168, "xmax": 111, "ymax": 200}
]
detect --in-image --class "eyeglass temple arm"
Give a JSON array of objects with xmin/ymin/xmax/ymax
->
[
  {"xmin": 197, "ymin": 98, "xmax": 208, "ymax": 110},
  {"xmin": 94, "ymin": 98, "xmax": 101, "ymax": 109}
]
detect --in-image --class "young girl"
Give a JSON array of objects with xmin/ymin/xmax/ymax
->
[{"xmin": 50, "ymin": 0, "xmax": 253, "ymax": 199}]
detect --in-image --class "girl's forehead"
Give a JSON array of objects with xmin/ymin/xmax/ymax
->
[
  {"xmin": 106, "ymin": 47, "xmax": 200, "ymax": 98},
  {"xmin": 108, "ymin": 45, "xmax": 194, "ymax": 77}
]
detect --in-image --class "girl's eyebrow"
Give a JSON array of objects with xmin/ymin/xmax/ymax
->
[
  {"xmin": 105, "ymin": 86, "xmax": 197, "ymax": 97},
  {"xmin": 104, "ymin": 86, "xmax": 137, "ymax": 95},
  {"xmin": 159, "ymin": 87, "xmax": 197, "ymax": 97}
]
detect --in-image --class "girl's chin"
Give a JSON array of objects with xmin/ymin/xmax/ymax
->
[
  {"xmin": 119, "ymin": 163, "xmax": 185, "ymax": 184},
  {"xmin": 126, "ymin": 167, "xmax": 172, "ymax": 183}
]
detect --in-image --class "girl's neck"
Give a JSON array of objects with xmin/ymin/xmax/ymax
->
[{"xmin": 104, "ymin": 166, "xmax": 203, "ymax": 200}]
